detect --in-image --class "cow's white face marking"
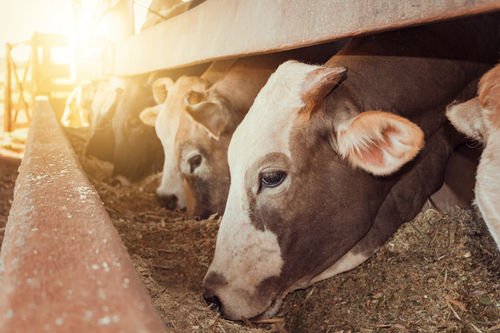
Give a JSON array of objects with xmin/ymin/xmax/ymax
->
[
  {"xmin": 228, "ymin": 61, "xmax": 315, "ymax": 170},
  {"xmin": 155, "ymin": 77, "xmax": 209, "ymax": 208},
  {"xmin": 205, "ymin": 61, "xmax": 325, "ymax": 319},
  {"xmin": 155, "ymin": 100, "xmax": 185, "ymax": 207},
  {"xmin": 206, "ymin": 185, "xmax": 284, "ymax": 319}
]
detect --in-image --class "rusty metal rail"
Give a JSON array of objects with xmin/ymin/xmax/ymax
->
[{"xmin": 0, "ymin": 99, "xmax": 167, "ymax": 332}]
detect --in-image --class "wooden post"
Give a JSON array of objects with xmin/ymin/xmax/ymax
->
[
  {"xmin": 4, "ymin": 43, "xmax": 12, "ymax": 132},
  {"xmin": 31, "ymin": 32, "xmax": 38, "ymax": 112}
]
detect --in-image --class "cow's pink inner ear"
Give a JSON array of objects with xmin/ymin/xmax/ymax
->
[{"xmin": 337, "ymin": 111, "xmax": 424, "ymax": 176}]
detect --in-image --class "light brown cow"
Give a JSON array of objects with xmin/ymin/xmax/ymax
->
[
  {"xmin": 203, "ymin": 13, "xmax": 500, "ymax": 320},
  {"xmin": 62, "ymin": 81, "xmax": 99, "ymax": 128},
  {"xmin": 446, "ymin": 64, "xmax": 500, "ymax": 250}
]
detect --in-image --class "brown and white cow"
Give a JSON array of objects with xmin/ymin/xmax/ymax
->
[
  {"xmin": 447, "ymin": 64, "xmax": 500, "ymax": 250},
  {"xmin": 203, "ymin": 14, "xmax": 500, "ymax": 320},
  {"xmin": 140, "ymin": 75, "xmax": 209, "ymax": 209},
  {"xmin": 140, "ymin": 44, "xmax": 344, "ymax": 217}
]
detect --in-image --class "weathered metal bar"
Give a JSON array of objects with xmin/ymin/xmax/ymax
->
[
  {"xmin": 112, "ymin": 0, "xmax": 500, "ymax": 76},
  {"xmin": 0, "ymin": 99, "xmax": 168, "ymax": 333}
]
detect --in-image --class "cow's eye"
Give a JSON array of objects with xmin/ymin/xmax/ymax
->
[
  {"xmin": 259, "ymin": 170, "xmax": 287, "ymax": 190},
  {"xmin": 188, "ymin": 154, "xmax": 202, "ymax": 173}
]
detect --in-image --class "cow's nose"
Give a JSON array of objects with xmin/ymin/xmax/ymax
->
[
  {"xmin": 203, "ymin": 271, "xmax": 227, "ymax": 312},
  {"xmin": 203, "ymin": 294, "xmax": 222, "ymax": 311},
  {"xmin": 157, "ymin": 194, "xmax": 178, "ymax": 210}
]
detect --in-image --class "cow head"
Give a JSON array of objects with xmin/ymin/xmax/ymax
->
[
  {"xmin": 174, "ymin": 86, "xmax": 241, "ymax": 219},
  {"xmin": 203, "ymin": 61, "xmax": 425, "ymax": 320},
  {"xmin": 111, "ymin": 79, "xmax": 164, "ymax": 182},
  {"xmin": 140, "ymin": 76, "xmax": 210, "ymax": 210},
  {"xmin": 86, "ymin": 82, "xmax": 124, "ymax": 162}
]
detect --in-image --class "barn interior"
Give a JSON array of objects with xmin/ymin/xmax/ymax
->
[{"xmin": 0, "ymin": 1, "xmax": 499, "ymax": 332}]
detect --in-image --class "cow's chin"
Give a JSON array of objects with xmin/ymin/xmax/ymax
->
[
  {"xmin": 218, "ymin": 290, "xmax": 274, "ymax": 321},
  {"xmin": 227, "ymin": 279, "xmax": 314, "ymax": 321},
  {"xmin": 220, "ymin": 290, "xmax": 285, "ymax": 321},
  {"xmin": 250, "ymin": 293, "xmax": 287, "ymax": 320}
]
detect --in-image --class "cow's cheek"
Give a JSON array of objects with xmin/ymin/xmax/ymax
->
[
  {"xmin": 184, "ymin": 175, "xmax": 212, "ymax": 218},
  {"xmin": 184, "ymin": 178, "xmax": 196, "ymax": 216}
]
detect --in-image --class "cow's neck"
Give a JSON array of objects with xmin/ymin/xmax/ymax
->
[
  {"xmin": 213, "ymin": 60, "xmax": 280, "ymax": 118},
  {"xmin": 324, "ymin": 14, "xmax": 498, "ymax": 124}
]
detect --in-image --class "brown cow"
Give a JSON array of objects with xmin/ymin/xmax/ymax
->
[{"xmin": 203, "ymin": 13, "xmax": 500, "ymax": 320}]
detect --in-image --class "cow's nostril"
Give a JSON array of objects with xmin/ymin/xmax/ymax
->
[
  {"xmin": 157, "ymin": 194, "xmax": 178, "ymax": 210},
  {"xmin": 204, "ymin": 295, "xmax": 222, "ymax": 311}
]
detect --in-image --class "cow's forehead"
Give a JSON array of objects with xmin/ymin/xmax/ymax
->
[
  {"xmin": 228, "ymin": 61, "xmax": 321, "ymax": 172},
  {"xmin": 157, "ymin": 76, "xmax": 207, "ymax": 131}
]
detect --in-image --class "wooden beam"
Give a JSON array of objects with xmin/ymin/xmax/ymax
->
[
  {"xmin": 10, "ymin": 40, "xmax": 31, "ymax": 49},
  {"xmin": 34, "ymin": 33, "xmax": 70, "ymax": 48},
  {"xmin": 39, "ymin": 64, "xmax": 71, "ymax": 79},
  {"xmin": 112, "ymin": 0, "xmax": 500, "ymax": 76},
  {"xmin": 49, "ymin": 84, "xmax": 75, "ymax": 92}
]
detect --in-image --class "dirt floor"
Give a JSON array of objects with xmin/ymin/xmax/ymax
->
[
  {"xmin": 0, "ymin": 107, "xmax": 28, "ymax": 248},
  {"xmin": 27, "ymin": 127, "xmax": 499, "ymax": 332},
  {"xmin": 0, "ymin": 156, "xmax": 20, "ymax": 247}
]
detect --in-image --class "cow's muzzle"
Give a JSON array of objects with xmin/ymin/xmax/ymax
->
[{"xmin": 157, "ymin": 193, "xmax": 178, "ymax": 210}]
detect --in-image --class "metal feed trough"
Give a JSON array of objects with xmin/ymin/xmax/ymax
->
[{"xmin": 1, "ymin": 0, "xmax": 499, "ymax": 331}]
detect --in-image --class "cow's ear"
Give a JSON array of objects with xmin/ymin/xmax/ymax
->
[
  {"xmin": 336, "ymin": 111, "xmax": 424, "ymax": 176},
  {"xmin": 301, "ymin": 66, "xmax": 347, "ymax": 110},
  {"xmin": 152, "ymin": 77, "xmax": 174, "ymax": 104},
  {"xmin": 184, "ymin": 90, "xmax": 228, "ymax": 140},
  {"xmin": 446, "ymin": 97, "xmax": 484, "ymax": 142},
  {"xmin": 139, "ymin": 104, "xmax": 162, "ymax": 127}
]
